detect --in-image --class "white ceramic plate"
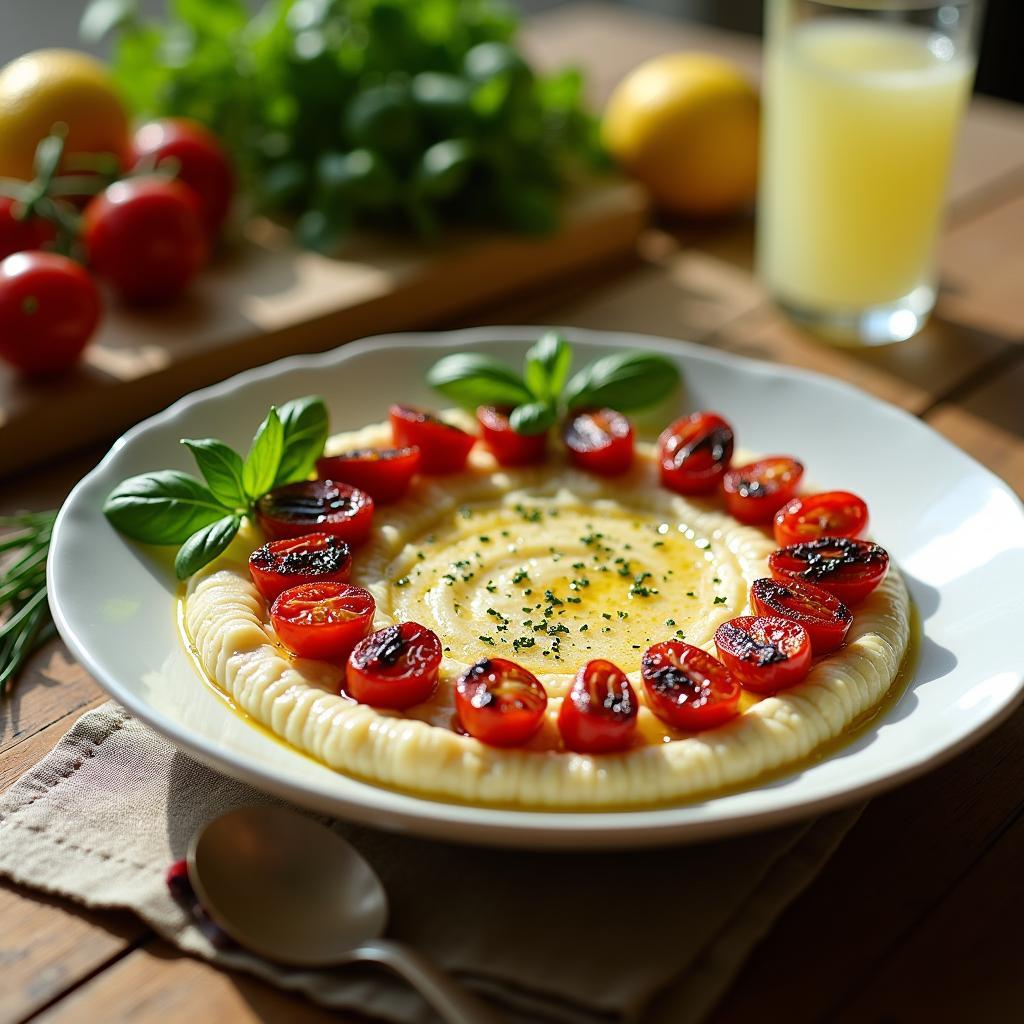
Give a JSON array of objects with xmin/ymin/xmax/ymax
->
[{"xmin": 49, "ymin": 327, "xmax": 1024, "ymax": 849}]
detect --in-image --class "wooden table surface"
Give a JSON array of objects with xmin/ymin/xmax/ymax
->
[{"xmin": 3, "ymin": 4, "xmax": 1023, "ymax": 1022}]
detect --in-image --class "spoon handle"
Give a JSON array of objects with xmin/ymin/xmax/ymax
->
[{"xmin": 348, "ymin": 939, "xmax": 504, "ymax": 1024}]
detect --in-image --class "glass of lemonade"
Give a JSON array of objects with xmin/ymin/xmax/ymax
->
[{"xmin": 757, "ymin": 1, "xmax": 984, "ymax": 345}]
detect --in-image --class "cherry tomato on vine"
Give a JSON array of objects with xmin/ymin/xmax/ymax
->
[
  {"xmin": 477, "ymin": 405, "xmax": 547, "ymax": 466},
  {"xmin": 773, "ymin": 491, "xmax": 869, "ymax": 548},
  {"xmin": 0, "ymin": 197, "xmax": 55, "ymax": 260},
  {"xmin": 0, "ymin": 251, "xmax": 100, "ymax": 374},
  {"xmin": 658, "ymin": 412, "xmax": 734, "ymax": 495},
  {"xmin": 640, "ymin": 640, "xmax": 741, "ymax": 731},
  {"xmin": 256, "ymin": 480, "xmax": 374, "ymax": 545},
  {"xmin": 345, "ymin": 621, "xmax": 442, "ymax": 709},
  {"xmin": 130, "ymin": 118, "xmax": 234, "ymax": 236},
  {"xmin": 390, "ymin": 404, "xmax": 475, "ymax": 474},
  {"xmin": 750, "ymin": 577, "xmax": 852, "ymax": 655},
  {"xmin": 248, "ymin": 533, "xmax": 352, "ymax": 603},
  {"xmin": 769, "ymin": 537, "xmax": 890, "ymax": 606},
  {"xmin": 455, "ymin": 658, "xmax": 547, "ymax": 747},
  {"xmin": 316, "ymin": 447, "xmax": 420, "ymax": 504},
  {"xmin": 557, "ymin": 659, "xmax": 637, "ymax": 753},
  {"xmin": 714, "ymin": 616, "xmax": 811, "ymax": 694},
  {"xmin": 271, "ymin": 582, "xmax": 375, "ymax": 662},
  {"xmin": 563, "ymin": 408, "xmax": 634, "ymax": 476},
  {"xmin": 82, "ymin": 176, "xmax": 207, "ymax": 304},
  {"xmin": 722, "ymin": 457, "xmax": 804, "ymax": 524}
]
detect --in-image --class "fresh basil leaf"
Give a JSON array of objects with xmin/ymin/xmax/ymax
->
[
  {"xmin": 509, "ymin": 401, "xmax": 556, "ymax": 436},
  {"xmin": 426, "ymin": 353, "xmax": 533, "ymax": 409},
  {"xmin": 242, "ymin": 407, "xmax": 283, "ymax": 499},
  {"xmin": 103, "ymin": 471, "xmax": 227, "ymax": 544},
  {"xmin": 180, "ymin": 438, "xmax": 247, "ymax": 509},
  {"xmin": 275, "ymin": 396, "xmax": 329, "ymax": 486},
  {"xmin": 524, "ymin": 331, "xmax": 572, "ymax": 402},
  {"xmin": 563, "ymin": 352, "xmax": 681, "ymax": 412},
  {"xmin": 174, "ymin": 514, "xmax": 242, "ymax": 580}
]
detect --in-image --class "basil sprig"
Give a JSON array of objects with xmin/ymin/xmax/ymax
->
[
  {"xmin": 426, "ymin": 332, "xmax": 680, "ymax": 434},
  {"xmin": 103, "ymin": 396, "xmax": 328, "ymax": 580}
]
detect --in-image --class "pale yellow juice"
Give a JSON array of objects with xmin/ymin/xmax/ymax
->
[{"xmin": 759, "ymin": 17, "xmax": 973, "ymax": 312}]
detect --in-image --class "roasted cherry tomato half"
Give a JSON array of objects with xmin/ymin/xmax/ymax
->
[
  {"xmin": 477, "ymin": 406, "xmax": 547, "ymax": 466},
  {"xmin": 658, "ymin": 412, "xmax": 735, "ymax": 495},
  {"xmin": 640, "ymin": 640, "xmax": 741, "ymax": 731},
  {"xmin": 271, "ymin": 582, "xmax": 375, "ymax": 662},
  {"xmin": 316, "ymin": 447, "xmax": 420, "ymax": 504},
  {"xmin": 345, "ymin": 621, "xmax": 442, "ymax": 709},
  {"xmin": 256, "ymin": 480, "xmax": 374, "ymax": 545},
  {"xmin": 769, "ymin": 537, "xmax": 890, "ymax": 606},
  {"xmin": 722, "ymin": 457, "xmax": 804, "ymax": 525},
  {"xmin": 563, "ymin": 408, "xmax": 634, "ymax": 476},
  {"xmin": 0, "ymin": 197, "xmax": 56, "ymax": 260},
  {"xmin": 248, "ymin": 533, "xmax": 352, "ymax": 603},
  {"xmin": 390, "ymin": 404, "xmax": 475, "ymax": 474},
  {"xmin": 557, "ymin": 659, "xmax": 637, "ymax": 753},
  {"xmin": 773, "ymin": 490, "xmax": 869, "ymax": 548},
  {"xmin": 714, "ymin": 616, "xmax": 811, "ymax": 694},
  {"xmin": 750, "ymin": 577, "xmax": 852, "ymax": 655},
  {"xmin": 455, "ymin": 657, "xmax": 547, "ymax": 747}
]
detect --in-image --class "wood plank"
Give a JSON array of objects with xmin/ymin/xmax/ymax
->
[
  {"xmin": 31, "ymin": 941, "xmax": 365, "ymax": 1024},
  {"xmin": 708, "ymin": 700, "xmax": 1024, "ymax": 1024},
  {"xmin": 0, "ymin": 881, "xmax": 143, "ymax": 1024},
  {"xmin": 925, "ymin": 354, "xmax": 1024, "ymax": 496}
]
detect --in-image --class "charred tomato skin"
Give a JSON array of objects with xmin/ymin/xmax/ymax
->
[
  {"xmin": 345, "ymin": 621, "xmax": 442, "ymax": 709},
  {"xmin": 773, "ymin": 491, "xmax": 869, "ymax": 548},
  {"xmin": 255, "ymin": 480, "xmax": 374, "ymax": 545},
  {"xmin": 390, "ymin": 404, "xmax": 475, "ymax": 474},
  {"xmin": 248, "ymin": 533, "xmax": 352, "ymax": 603},
  {"xmin": 316, "ymin": 446, "xmax": 420, "ymax": 504},
  {"xmin": 722, "ymin": 456, "xmax": 804, "ymax": 525},
  {"xmin": 477, "ymin": 405, "xmax": 548, "ymax": 466},
  {"xmin": 563, "ymin": 408, "xmax": 635, "ymax": 476},
  {"xmin": 455, "ymin": 657, "xmax": 548, "ymax": 747},
  {"xmin": 557, "ymin": 658, "xmax": 638, "ymax": 753},
  {"xmin": 640, "ymin": 640, "xmax": 741, "ymax": 731},
  {"xmin": 714, "ymin": 615, "xmax": 812, "ymax": 694},
  {"xmin": 769, "ymin": 537, "xmax": 890, "ymax": 605},
  {"xmin": 750, "ymin": 577, "xmax": 852, "ymax": 655},
  {"xmin": 658, "ymin": 411, "xmax": 735, "ymax": 495},
  {"xmin": 270, "ymin": 581, "xmax": 375, "ymax": 662}
]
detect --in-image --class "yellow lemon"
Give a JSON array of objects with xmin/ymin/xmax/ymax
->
[
  {"xmin": 602, "ymin": 52, "xmax": 759, "ymax": 218},
  {"xmin": 0, "ymin": 49, "xmax": 129, "ymax": 180}
]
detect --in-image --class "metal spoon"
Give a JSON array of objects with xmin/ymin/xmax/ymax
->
[{"xmin": 188, "ymin": 805, "xmax": 502, "ymax": 1024}]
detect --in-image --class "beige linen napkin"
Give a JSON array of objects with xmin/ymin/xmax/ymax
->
[{"xmin": 0, "ymin": 702, "xmax": 861, "ymax": 1024}]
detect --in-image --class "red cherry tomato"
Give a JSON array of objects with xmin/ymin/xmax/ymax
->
[
  {"xmin": 0, "ymin": 251, "xmax": 100, "ymax": 374},
  {"xmin": 773, "ymin": 490, "xmax": 869, "ymax": 548},
  {"xmin": 769, "ymin": 537, "xmax": 890, "ymax": 606},
  {"xmin": 82, "ymin": 176, "xmax": 207, "ymax": 304},
  {"xmin": 345, "ymin": 621, "xmax": 442, "ymax": 709},
  {"xmin": 714, "ymin": 616, "xmax": 811, "ymax": 694},
  {"xmin": 390, "ymin": 404, "xmax": 475, "ymax": 474},
  {"xmin": 0, "ymin": 197, "xmax": 55, "ymax": 260},
  {"xmin": 658, "ymin": 412, "xmax": 735, "ymax": 495},
  {"xmin": 640, "ymin": 640, "xmax": 741, "ymax": 731},
  {"xmin": 563, "ymin": 408, "xmax": 634, "ymax": 476},
  {"xmin": 256, "ymin": 480, "xmax": 374, "ymax": 545},
  {"xmin": 271, "ymin": 582, "xmax": 375, "ymax": 662},
  {"xmin": 455, "ymin": 658, "xmax": 547, "ymax": 747},
  {"xmin": 557, "ymin": 659, "xmax": 637, "ymax": 753},
  {"xmin": 130, "ymin": 118, "xmax": 234, "ymax": 236},
  {"xmin": 722, "ymin": 457, "xmax": 804, "ymax": 524},
  {"xmin": 248, "ymin": 533, "xmax": 352, "ymax": 603},
  {"xmin": 477, "ymin": 406, "xmax": 547, "ymax": 466},
  {"xmin": 750, "ymin": 577, "xmax": 852, "ymax": 655},
  {"xmin": 316, "ymin": 447, "xmax": 420, "ymax": 504}
]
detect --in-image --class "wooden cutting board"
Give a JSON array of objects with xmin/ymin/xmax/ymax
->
[{"xmin": 0, "ymin": 178, "xmax": 647, "ymax": 478}]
